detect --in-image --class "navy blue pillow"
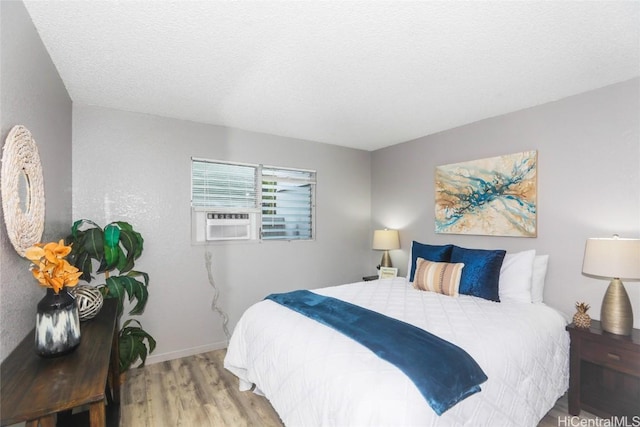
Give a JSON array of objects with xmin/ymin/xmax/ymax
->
[
  {"xmin": 450, "ymin": 245, "xmax": 506, "ymax": 302},
  {"xmin": 409, "ymin": 241, "xmax": 453, "ymax": 282}
]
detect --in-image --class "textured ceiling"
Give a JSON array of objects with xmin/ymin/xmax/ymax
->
[{"xmin": 24, "ymin": 1, "xmax": 640, "ymax": 151}]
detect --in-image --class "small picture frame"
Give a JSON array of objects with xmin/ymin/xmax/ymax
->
[{"xmin": 379, "ymin": 267, "xmax": 398, "ymax": 279}]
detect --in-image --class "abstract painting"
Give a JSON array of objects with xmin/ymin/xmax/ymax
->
[{"xmin": 435, "ymin": 150, "xmax": 537, "ymax": 237}]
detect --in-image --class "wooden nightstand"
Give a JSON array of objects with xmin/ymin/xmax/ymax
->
[{"xmin": 566, "ymin": 320, "xmax": 640, "ymax": 417}]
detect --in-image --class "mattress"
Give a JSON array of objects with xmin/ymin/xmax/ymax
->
[{"xmin": 224, "ymin": 278, "xmax": 569, "ymax": 426}]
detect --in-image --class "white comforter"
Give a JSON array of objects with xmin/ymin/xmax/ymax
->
[{"xmin": 224, "ymin": 278, "xmax": 569, "ymax": 427}]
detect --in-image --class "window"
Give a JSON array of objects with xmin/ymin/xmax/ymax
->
[
  {"xmin": 191, "ymin": 158, "xmax": 316, "ymax": 241},
  {"xmin": 191, "ymin": 160, "xmax": 257, "ymax": 209},
  {"xmin": 261, "ymin": 166, "xmax": 315, "ymax": 240}
]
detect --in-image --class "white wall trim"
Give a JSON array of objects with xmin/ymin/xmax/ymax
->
[{"xmin": 145, "ymin": 340, "xmax": 228, "ymax": 365}]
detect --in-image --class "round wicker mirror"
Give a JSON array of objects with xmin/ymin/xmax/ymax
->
[{"xmin": 1, "ymin": 125, "xmax": 45, "ymax": 256}]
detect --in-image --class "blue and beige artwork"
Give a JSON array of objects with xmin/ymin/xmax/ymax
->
[{"xmin": 435, "ymin": 150, "xmax": 537, "ymax": 237}]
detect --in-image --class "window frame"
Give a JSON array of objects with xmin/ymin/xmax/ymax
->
[
  {"xmin": 260, "ymin": 164, "xmax": 316, "ymax": 242},
  {"xmin": 191, "ymin": 157, "xmax": 316, "ymax": 242}
]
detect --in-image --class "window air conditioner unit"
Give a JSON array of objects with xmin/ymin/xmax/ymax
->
[{"xmin": 206, "ymin": 212, "xmax": 255, "ymax": 241}]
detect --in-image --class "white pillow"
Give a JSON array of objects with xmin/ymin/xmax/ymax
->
[
  {"xmin": 531, "ymin": 254, "xmax": 549, "ymax": 303},
  {"xmin": 498, "ymin": 249, "xmax": 536, "ymax": 303}
]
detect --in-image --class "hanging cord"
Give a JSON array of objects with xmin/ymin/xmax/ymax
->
[{"xmin": 205, "ymin": 250, "xmax": 231, "ymax": 341}]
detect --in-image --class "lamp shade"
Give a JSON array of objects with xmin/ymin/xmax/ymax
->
[
  {"xmin": 582, "ymin": 237, "xmax": 640, "ymax": 280},
  {"xmin": 372, "ymin": 229, "xmax": 400, "ymax": 251}
]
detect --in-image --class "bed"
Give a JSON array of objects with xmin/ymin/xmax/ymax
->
[{"xmin": 224, "ymin": 245, "xmax": 570, "ymax": 426}]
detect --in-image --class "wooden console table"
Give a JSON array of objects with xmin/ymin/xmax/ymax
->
[{"xmin": 1, "ymin": 298, "xmax": 120, "ymax": 427}]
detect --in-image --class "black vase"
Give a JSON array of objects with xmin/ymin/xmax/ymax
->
[{"xmin": 35, "ymin": 287, "xmax": 81, "ymax": 357}]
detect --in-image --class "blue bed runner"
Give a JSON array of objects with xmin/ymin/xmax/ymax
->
[{"xmin": 265, "ymin": 290, "xmax": 487, "ymax": 415}]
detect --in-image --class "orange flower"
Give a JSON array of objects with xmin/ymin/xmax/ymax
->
[{"xmin": 25, "ymin": 240, "xmax": 82, "ymax": 294}]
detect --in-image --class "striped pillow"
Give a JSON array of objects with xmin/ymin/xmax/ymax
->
[{"xmin": 413, "ymin": 258, "xmax": 465, "ymax": 297}]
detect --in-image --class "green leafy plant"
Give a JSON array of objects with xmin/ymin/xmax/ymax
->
[
  {"xmin": 66, "ymin": 219, "xmax": 156, "ymax": 371},
  {"xmin": 119, "ymin": 319, "xmax": 155, "ymax": 371}
]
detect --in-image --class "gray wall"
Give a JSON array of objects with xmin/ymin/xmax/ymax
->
[
  {"xmin": 72, "ymin": 105, "xmax": 372, "ymax": 362},
  {"xmin": 0, "ymin": 0, "xmax": 73, "ymax": 361},
  {"xmin": 2, "ymin": 0, "xmax": 637, "ymax": 366},
  {"xmin": 372, "ymin": 78, "xmax": 640, "ymax": 326}
]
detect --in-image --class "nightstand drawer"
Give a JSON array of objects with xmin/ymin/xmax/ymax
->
[{"xmin": 581, "ymin": 338, "xmax": 640, "ymax": 377}]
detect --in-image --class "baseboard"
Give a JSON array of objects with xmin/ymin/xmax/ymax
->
[{"xmin": 144, "ymin": 340, "xmax": 229, "ymax": 365}]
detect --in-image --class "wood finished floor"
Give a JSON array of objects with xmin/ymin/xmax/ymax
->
[{"xmin": 121, "ymin": 349, "xmax": 598, "ymax": 426}]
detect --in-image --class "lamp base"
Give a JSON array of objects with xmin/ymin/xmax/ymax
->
[
  {"xmin": 600, "ymin": 278, "xmax": 633, "ymax": 336},
  {"xmin": 380, "ymin": 251, "xmax": 393, "ymax": 268}
]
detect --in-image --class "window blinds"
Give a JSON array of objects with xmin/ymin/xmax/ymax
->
[
  {"xmin": 191, "ymin": 159, "xmax": 316, "ymax": 241},
  {"xmin": 191, "ymin": 160, "xmax": 257, "ymax": 209},
  {"xmin": 261, "ymin": 166, "xmax": 316, "ymax": 241}
]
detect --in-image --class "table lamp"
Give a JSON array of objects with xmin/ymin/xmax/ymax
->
[
  {"xmin": 582, "ymin": 235, "xmax": 640, "ymax": 335},
  {"xmin": 373, "ymin": 229, "xmax": 400, "ymax": 268}
]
